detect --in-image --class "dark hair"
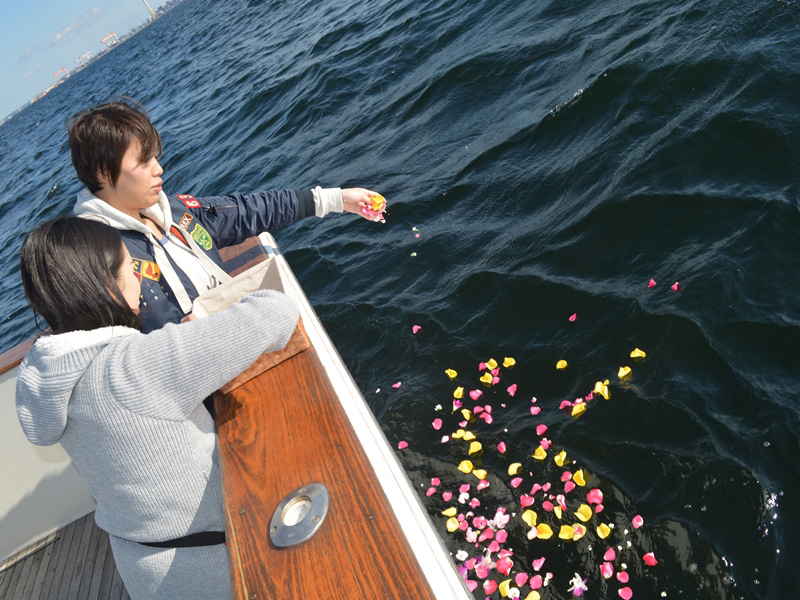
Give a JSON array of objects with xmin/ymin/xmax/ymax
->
[
  {"xmin": 68, "ymin": 99, "xmax": 162, "ymax": 193},
  {"xmin": 20, "ymin": 216, "xmax": 142, "ymax": 334}
]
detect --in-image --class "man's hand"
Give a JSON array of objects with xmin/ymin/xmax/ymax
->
[{"xmin": 342, "ymin": 188, "xmax": 383, "ymax": 219}]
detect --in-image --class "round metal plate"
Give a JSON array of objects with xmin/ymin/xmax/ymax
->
[{"xmin": 268, "ymin": 483, "xmax": 329, "ymax": 548}]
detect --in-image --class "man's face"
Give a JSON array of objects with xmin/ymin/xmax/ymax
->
[{"xmin": 97, "ymin": 139, "xmax": 163, "ymax": 215}]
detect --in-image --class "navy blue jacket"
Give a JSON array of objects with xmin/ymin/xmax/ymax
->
[{"xmin": 126, "ymin": 189, "xmax": 314, "ymax": 332}]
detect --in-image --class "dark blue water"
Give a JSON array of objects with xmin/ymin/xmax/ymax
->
[{"xmin": 1, "ymin": 0, "xmax": 798, "ymax": 597}]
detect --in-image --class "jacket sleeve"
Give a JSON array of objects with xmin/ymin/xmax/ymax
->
[
  {"xmin": 104, "ymin": 290, "xmax": 299, "ymax": 420},
  {"xmin": 185, "ymin": 189, "xmax": 316, "ymax": 249}
]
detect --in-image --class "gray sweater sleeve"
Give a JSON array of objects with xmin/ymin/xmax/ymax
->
[{"xmin": 105, "ymin": 290, "xmax": 299, "ymax": 420}]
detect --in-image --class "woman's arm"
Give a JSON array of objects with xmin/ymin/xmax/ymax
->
[{"xmin": 105, "ymin": 290, "xmax": 298, "ymax": 420}]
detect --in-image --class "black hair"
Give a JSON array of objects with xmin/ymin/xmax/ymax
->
[
  {"xmin": 67, "ymin": 98, "xmax": 162, "ymax": 193},
  {"xmin": 20, "ymin": 216, "xmax": 142, "ymax": 334}
]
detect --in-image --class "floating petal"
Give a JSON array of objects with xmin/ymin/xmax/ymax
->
[
  {"xmin": 446, "ymin": 517, "xmax": 459, "ymax": 532},
  {"xmin": 530, "ymin": 406, "xmax": 542, "ymax": 415},
  {"xmin": 469, "ymin": 389, "xmax": 483, "ymax": 401},
  {"xmin": 604, "ymin": 547, "xmax": 617, "ymax": 561},
  {"xmin": 452, "ymin": 429, "xmax": 465, "ymax": 439},
  {"xmin": 458, "ymin": 460, "xmax": 474, "ymax": 474},
  {"xmin": 530, "ymin": 574, "xmax": 543, "ymax": 589},
  {"xmin": 454, "ymin": 386, "xmax": 464, "ymax": 398},
  {"xmin": 536, "ymin": 424, "xmax": 548, "ymax": 436},
  {"xmin": 632, "ymin": 514, "xmax": 644, "ymax": 529},
  {"xmin": 498, "ymin": 441, "xmax": 507, "ymax": 453},
  {"xmin": 412, "ymin": 325, "xmax": 422, "ymax": 334},
  {"xmin": 503, "ymin": 357, "xmax": 516, "ymax": 367},
  {"xmin": 511, "ymin": 477, "xmax": 523, "ymax": 488},
  {"xmin": 480, "ymin": 372, "xmax": 494, "ymax": 384},
  {"xmin": 520, "ymin": 495, "xmax": 534, "ymax": 508},
  {"xmin": 497, "ymin": 556, "xmax": 513, "ymax": 575},
  {"xmin": 569, "ymin": 313, "xmax": 577, "ymax": 322},
  {"xmin": 532, "ymin": 558, "xmax": 545, "ymax": 572},
  {"xmin": 441, "ymin": 507, "xmax": 457, "ymax": 517},
  {"xmin": 536, "ymin": 524, "xmax": 553, "ymax": 539},
  {"xmin": 463, "ymin": 431, "xmax": 476, "ymax": 441},
  {"xmin": 432, "ymin": 418, "xmax": 443, "ymax": 430},
  {"xmin": 461, "ymin": 408, "xmax": 473, "ymax": 421},
  {"xmin": 554, "ymin": 450, "xmax": 567, "ymax": 466},
  {"xmin": 671, "ymin": 281, "xmax": 682, "ymax": 292},
  {"xmin": 426, "ymin": 487, "xmax": 436, "ymax": 496},
  {"xmin": 617, "ymin": 572, "xmax": 629, "ymax": 583},
  {"xmin": 559, "ymin": 525, "xmax": 575, "ymax": 540},
  {"xmin": 507, "ymin": 383, "xmax": 518, "ymax": 396},
  {"xmin": 445, "ymin": 368, "xmax": 457, "ymax": 379},
  {"xmin": 483, "ymin": 580, "xmax": 498, "ymax": 594},
  {"xmin": 618, "ymin": 587, "xmax": 633, "ymax": 600},
  {"xmin": 618, "ymin": 366, "xmax": 632, "ymax": 379},
  {"xmin": 571, "ymin": 403, "xmax": 586, "ymax": 418},
  {"xmin": 643, "ymin": 552, "xmax": 658, "ymax": 566},
  {"xmin": 630, "ymin": 348, "xmax": 646, "ymax": 359},
  {"xmin": 442, "ymin": 491, "xmax": 452, "ymax": 501},
  {"xmin": 392, "ymin": 381, "xmax": 402, "ymax": 388},
  {"xmin": 468, "ymin": 441, "xmax": 483, "ymax": 456},
  {"xmin": 515, "ymin": 573, "xmax": 529, "ymax": 587},
  {"xmin": 533, "ymin": 446, "xmax": 547, "ymax": 460},
  {"xmin": 499, "ymin": 579, "xmax": 512, "ymax": 597},
  {"xmin": 473, "ymin": 469, "xmax": 488, "ymax": 480},
  {"xmin": 575, "ymin": 504, "xmax": 592, "ymax": 522},
  {"xmin": 398, "ymin": 440, "xmax": 408, "ymax": 449},
  {"xmin": 573, "ymin": 470, "xmax": 586, "ymax": 486},
  {"xmin": 587, "ymin": 488, "xmax": 603, "ymax": 504},
  {"xmin": 600, "ymin": 562, "xmax": 614, "ymax": 579},
  {"xmin": 486, "ymin": 358, "xmax": 499, "ymax": 370},
  {"xmin": 648, "ymin": 278, "xmax": 656, "ymax": 288},
  {"xmin": 596, "ymin": 523, "xmax": 611, "ymax": 539},
  {"xmin": 525, "ymin": 593, "xmax": 541, "ymax": 600},
  {"xmin": 556, "ymin": 359, "xmax": 568, "ymax": 370},
  {"xmin": 509, "ymin": 462, "xmax": 523, "ymax": 476},
  {"xmin": 522, "ymin": 510, "xmax": 538, "ymax": 527},
  {"xmin": 477, "ymin": 479, "xmax": 490, "ymax": 490},
  {"xmin": 496, "ymin": 530, "xmax": 509, "ymax": 544}
]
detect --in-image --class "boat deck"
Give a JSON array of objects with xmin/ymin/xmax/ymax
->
[{"xmin": 0, "ymin": 513, "xmax": 129, "ymax": 600}]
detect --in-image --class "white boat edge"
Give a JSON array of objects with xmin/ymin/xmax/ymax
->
[{"xmin": 0, "ymin": 233, "xmax": 471, "ymax": 598}]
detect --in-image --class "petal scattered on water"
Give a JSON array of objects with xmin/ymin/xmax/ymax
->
[{"xmin": 556, "ymin": 359, "xmax": 568, "ymax": 369}]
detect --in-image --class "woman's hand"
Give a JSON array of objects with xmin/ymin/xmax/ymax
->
[{"xmin": 342, "ymin": 188, "xmax": 383, "ymax": 219}]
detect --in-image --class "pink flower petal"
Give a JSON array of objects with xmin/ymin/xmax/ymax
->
[
  {"xmin": 587, "ymin": 489, "xmax": 604, "ymax": 504},
  {"xmin": 496, "ymin": 557, "xmax": 513, "ymax": 576},
  {"xmin": 617, "ymin": 571, "xmax": 629, "ymax": 583},
  {"xmin": 643, "ymin": 552, "xmax": 658, "ymax": 566},
  {"xmin": 530, "ymin": 406, "xmax": 541, "ymax": 415},
  {"xmin": 561, "ymin": 472, "xmax": 573, "ymax": 482},
  {"xmin": 648, "ymin": 278, "xmax": 656, "ymax": 288},
  {"xmin": 595, "ymin": 503, "xmax": 604, "ymax": 513},
  {"xmin": 476, "ymin": 564, "xmax": 489, "ymax": 579},
  {"xmin": 542, "ymin": 501, "xmax": 554, "ymax": 512},
  {"xmin": 469, "ymin": 498, "xmax": 481, "ymax": 508},
  {"xmin": 520, "ymin": 495, "xmax": 534, "ymax": 508},
  {"xmin": 560, "ymin": 400, "xmax": 573, "ymax": 410},
  {"xmin": 618, "ymin": 587, "xmax": 633, "ymax": 600},
  {"xmin": 632, "ymin": 514, "xmax": 644, "ymax": 528},
  {"xmin": 412, "ymin": 325, "xmax": 422, "ymax": 334},
  {"xmin": 540, "ymin": 438, "xmax": 552, "ymax": 450},
  {"xmin": 536, "ymin": 424, "xmax": 548, "ymax": 436},
  {"xmin": 431, "ymin": 477, "xmax": 440, "ymax": 486},
  {"xmin": 465, "ymin": 579, "xmax": 478, "ymax": 592},
  {"xmin": 491, "ymin": 368, "xmax": 500, "ymax": 376},
  {"xmin": 507, "ymin": 384, "xmax": 518, "ymax": 396},
  {"xmin": 397, "ymin": 440, "xmax": 408, "ymax": 449},
  {"xmin": 530, "ymin": 574, "xmax": 543, "ymax": 588},
  {"xmin": 564, "ymin": 481, "xmax": 576, "ymax": 493},
  {"xmin": 532, "ymin": 558, "xmax": 545, "ymax": 572},
  {"xmin": 515, "ymin": 572, "xmax": 529, "ymax": 587},
  {"xmin": 469, "ymin": 389, "xmax": 483, "ymax": 401},
  {"xmin": 479, "ymin": 528, "xmax": 495, "ymax": 543},
  {"xmin": 483, "ymin": 580, "xmax": 498, "ymax": 594},
  {"xmin": 511, "ymin": 477, "xmax": 523, "ymax": 488},
  {"xmin": 477, "ymin": 479, "xmax": 490, "ymax": 490},
  {"xmin": 600, "ymin": 562, "xmax": 614, "ymax": 579},
  {"xmin": 496, "ymin": 530, "xmax": 508, "ymax": 544},
  {"xmin": 603, "ymin": 548, "xmax": 616, "ymax": 561},
  {"xmin": 425, "ymin": 487, "xmax": 436, "ymax": 496},
  {"xmin": 392, "ymin": 381, "xmax": 402, "ymax": 388},
  {"xmin": 484, "ymin": 405, "xmax": 492, "ymax": 414},
  {"xmin": 542, "ymin": 482, "xmax": 551, "ymax": 492},
  {"xmin": 498, "ymin": 441, "xmax": 507, "ymax": 453},
  {"xmin": 488, "ymin": 540, "xmax": 500, "ymax": 553},
  {"xmin": 442, "ymin": 491, "xmax": 452, "ymax": 501},
  {"xmin": 530, "ymin": 484, "xmax": 542, "ymax": 495},
  {"xmin": 478, "ymin": 362, "xmax": 486, "ymax": 371},
  {"xmin": 671, "ymin": 281, "xmax": 682, "ymax": 292},
  {"xmin": 459, "ymin": 484, "xmax": 471, "ymax": 494},
  {"xmin": 491, "ymin": 376, "xmax": 500, "ymax": 385},
  {"xmin": 480, "ymin": 413, "xmax": 494, "ymax": 424},
  {"xmin": 569, "ymin": 313, "xmax": 577, "ymax": 322},
  {"xmin": 432, "ymin": 418, "xmax": 442, "ymax": 430}
]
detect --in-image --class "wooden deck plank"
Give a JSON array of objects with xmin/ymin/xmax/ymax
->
[
  {"xmin": 0, "ymin": 548, "xmax": 23, "ymax": 597},
  {"xmin": 61, "ymin": 513, "xmax": 94, "ymax": 600},
  {"xmin": 85, "ymin": 528, "xmax": 111, "ymax": 600},
  {"xmin": 37, "ymin": 525, "xmax": 66, "ymax": 600},
  {"xmin": 214, "ymin": 345, "xmax": 434, "ymax": 600},
  {"xmin": 109, "ymin": 562, "xmax": 125, "ymax": 600},
  {"xmin": 96, "ymin": 534, "xmax": 117, "ymax": 600},
  {"xmin": 25, "ymin": 535, "xmax": 57, "ymax": 600},
  {"xmin": 45, "ymin": 518, "xmax": 80, "ymax": 600},
  {"xmin": 10, "ymin": 537, "xmax": 46, "ymax": 600},
  {"xmin": 1, "ymin": 552, "xmax": 25, "ymax": 599},
  {"xmin": 75, "ymin": 514, "xmax": 103, "ymax": 599}
]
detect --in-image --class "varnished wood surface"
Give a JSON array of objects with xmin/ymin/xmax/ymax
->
[
  {"xmin": 0, "ymin": 337, "xmax": 35, "ymax": 376},
  {"xmin": 213, "ymin": 347, "xmax": 435, "ymax": 600},
  {"xmin": 0, "ymin": 513, "xmax": 129, "ymax": 600}
]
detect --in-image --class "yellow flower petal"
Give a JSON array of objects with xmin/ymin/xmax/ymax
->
[
  {"xmin": 468, "ymin": 441, "xmax": 483, "ymax": 456},
  {"xmin": 559, "ymin": 525, "xmax": 574, "ymax": 540},
  {"xmin": 473, "ymin": 469, "xmax": 488, "ymax": 480},
  {"xmin": 554, "ymin": 506, "xmax": 563, "ymax": 519},
  {"xmin": 533, "ymin": 446, "xmax": 547, "ymax": 460},
  {"xmin": 521, "ymin": 510, "xmax": 538, "ymax": 527},
  {"xmin": 556, "ymin": 359, "xmax": 568, "ymax": 369},
  {"xmin": 594, "ymin": 381, "xmax": 610, "ymax": 400},
  {"xmin": 446, "ymin": 517, "xmax": 459, "ymax": 532},
  {"xmin": 597, "ymin": 523, "xmax": 611, "ymax": 539},
  {"xmin": 453, "ymin": 386, "xmax": 464, "ymax": 399},
  {"xmin": 486, "ymin": 358, "xmax": 498, "ymax": 370},
  {"xmin": 445, "ymin": 369, "xmax": 458, "ymax": 380},
  {"xmin": 536, "ymin": 523, "xmax": 553, "ymax": 539},
  {"xmin": 525, "ymin": 592, "xmax": 541, "ymax": 600},
  {"xmin": 554, "ymin": 450, "xmax": 567, "ymax": 466},
  {"xmin": 508, "ymin": 462, "xmax": 522, "ymax": 476},
  {"xmin": 479, "ymin": 372, "xmax": 493, "ymax": 384},
  {"xmin": 630, "ymin": 348, "xmax": 647, "ymax": 359},
  {"xmin": 458, "ymin": 460, "xmax": 473, "ymax": 474},
  {"xmin": 571, "ymin": 403, "xmax": 586, "ymax": 418},
  {"xmin": 461, "ymin": 408, "xmax": 473, "ymax": 421},
  {"xmin": 463, "ymin": 431, "xmax": 476, "ymax": 441},
  {"xmin": 499, "ymin": 579, "xmax": 512, "ymax": 597},
  {"xmin": 618, "ymin": 366, "xmax": 632, "ymax": 379},
  {"xmin": 573, "ymin": 469, "xmax": 586, "ymax": 486},
  {"xmin": 572, "ymin": 524, "xmax": 586, "ymax": 541},
  {"xmin": 503, "ymin": 357, "xmax": 516, "ymax": 367},
  {"xmin": 441, "ymin": 506, "xmax": 458, "ymax": 517},
  {"xmin": 452, "ymin": 429, "xmax": 465, "ymax": 439},
  {"xmin": 575, "ymin": 504, "xmax": 592, "ymax": 522}
]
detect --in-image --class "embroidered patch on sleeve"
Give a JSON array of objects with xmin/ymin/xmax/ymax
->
[
  {"xmin": 190, "ymin": 224, "xmax": 213, "ymax": 250},
  {"xmin": 178, "ymin": 212, "xmax": 193, "ymax": 230},
  {"xmin": 177, "ymin": 194, "xmax": 201, "ymax": 209},
  {"xmin": 133, "ymin": 258, "xmax": 161, "ymax": 281}
]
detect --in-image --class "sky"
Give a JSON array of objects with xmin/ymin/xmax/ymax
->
[{"xmin": 0, "ymin": 0, "xmax": 164, "ymax": 119}]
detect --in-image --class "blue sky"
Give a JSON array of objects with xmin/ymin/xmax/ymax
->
[{"xmin": 0, "ymin": 1, "xmax": 163, "ymax": 119}]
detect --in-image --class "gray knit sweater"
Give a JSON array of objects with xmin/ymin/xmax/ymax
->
[{"xmin": 15, "ymin": 290, "xmax": 298, "ymax": 544}]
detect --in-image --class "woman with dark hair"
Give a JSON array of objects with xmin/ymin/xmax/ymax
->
[{"xmin": 15, "ymin": 215, "xmax": 298, "ymax": 599}]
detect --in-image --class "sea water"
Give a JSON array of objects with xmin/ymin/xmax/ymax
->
[{"xmin": 0, "ymin": 0, "xmax": 798, "ymax": 597}]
